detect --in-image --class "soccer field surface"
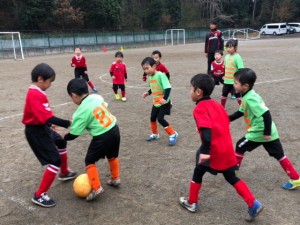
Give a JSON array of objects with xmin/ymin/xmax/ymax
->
[{"xmin": 0, "ymin": 38, "xmax": 299, "ymax": 225}]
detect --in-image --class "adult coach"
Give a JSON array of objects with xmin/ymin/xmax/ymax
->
[{"xmin": 205, "ymin": 20, "xmax": 224, "ymax": 75}]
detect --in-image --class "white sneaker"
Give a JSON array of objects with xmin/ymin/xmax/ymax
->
[
  {"xmin": 107, "ymin": 178, "xmax": 121, "ymax": 187},
  {"xmin": 146, "ymin": 134, "xmax": 160, "ymax": 141},
  {"xmin": 121, "ymin": 97, "xmax": 127, "ymax": 102},
  {"xmin": 179, "ymin": 197, "xmax": 198, "ymax": 213},
  {"xmin": 86, "ymin": 186, "xmax": 104, "ymax": 201}
]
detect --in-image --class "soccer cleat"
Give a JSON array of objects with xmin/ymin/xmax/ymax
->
[
  {"xmin": 121, "ymin": 97, "xmax": 127, "ymax": 102},
  {"xmin": 169, "ymin": 132, "xmax": 178, "ymax": 146},
  {"xmin": 146, "ymin": 134, "xmax": 160, "ymax": 141},
  {"xmin": 32, "ymin": 192, "xmax": 56, "ymax": 208},
  {"xmin": 115, "ymin": 94, "xmax": 121, "ymax": 100},
  {"xmin": 92, "ymin": 88, "xmax": 98, "ymax": 93},
  {"xmin": 231, "ymin": 95, "xmax": 236, "ymax": 99},
  {"xmin": 179, "ymin": 197, "xmax": 198, "ymax": 213},
  {"xmin": 58, "ymin": 171, "xmax": 77, "ymax": 181},
  {"xmin": 245, "ymin": 200, "xmax": 263, "ymax": 222},
  {"xmin": 107, "ymin": 178, "xmax": 121, "ymax": 187},
  {"xmin": 86, "ymin": 186, "xmax": 104, "ymax": 201},
  {"xmin": 282, "ymin": 178, "xmax": 300, "ymax": 190}
]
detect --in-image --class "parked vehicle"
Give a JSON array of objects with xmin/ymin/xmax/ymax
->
[
  {"xmin": 286, "ymin": 25, "xmax": 296, "ymax": 34},
  {"xmin": 288, "ymin": 23, "xmax": 300, "ymax": 32},
  {"xmin": 260, "ymin": 23, "xmax": 287, "ymax": 35}
]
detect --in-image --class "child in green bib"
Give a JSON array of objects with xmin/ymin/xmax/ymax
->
[
  {"xmin": 64, "ymin": 78, "xmax": 121, "ymax": 201},
  {"xmin": 229, "ymin": 68, "xmax": 300, "ymax": 190},
  {"xmin": 141, "ymin": 57, "xmax": 178, "ymax": 146}
]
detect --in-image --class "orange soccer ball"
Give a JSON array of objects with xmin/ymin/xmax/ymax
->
[{"xmin": 73, "ymin": 173, "xmax": 92, "ymax": 198}]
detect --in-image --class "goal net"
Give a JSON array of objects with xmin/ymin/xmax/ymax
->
[
  {"xmin": 223, "ymin": 28, "xmax": 260, "ymax": 41},
  {"xmin": 165, "ymin": 29, "xmax": 186, "ymax": 46},
  {"xmin": 0, "ymin": 32, "xmax": 24, "ymax": 60}
]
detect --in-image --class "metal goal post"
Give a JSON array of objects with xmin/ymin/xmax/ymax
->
[
  {"xmin": 165, "ymin": 29, "xmax": 186, "ymax": 46},
  {"xmin": 0, "ymin": 32, "xmax": 24, "ymax": 60}
]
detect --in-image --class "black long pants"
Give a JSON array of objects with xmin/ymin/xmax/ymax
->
[{"xmin": 150, "ymin": 103, "xmax": 171, "ymax": 127}]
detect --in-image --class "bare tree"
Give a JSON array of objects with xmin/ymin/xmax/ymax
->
[
  {"xmin": 276, "ymin": 0, "xmax": 296, "ymax": 22},
  {"xmin": 54, "ymin": 0, "xmax": 84, "ymax": 29}
]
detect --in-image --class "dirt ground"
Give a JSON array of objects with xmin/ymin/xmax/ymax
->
[{"xmin": 0, "ymin": 37, "xmax": 300, "ymax": 225}]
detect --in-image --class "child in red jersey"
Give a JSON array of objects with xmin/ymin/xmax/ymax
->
[
  {"xmin": 142, "ymin": 50, "xmax": 170, "ymax": 82},
  {"xmin": 22, "ymin": 63, "xmax": 77, "ymax": 208},
  {"xmin": 205, "ymin": 20, "xmax": 224, "ymax": 75},
  {"xmin": 211, "ymin": 50, "xmax": 224, "ymax": 85},
  {"xmin": 179, "ymin": 73, "xmax": 263, "ymax": 222},
  {"xmin": 109, "ymin": 51, "xmax": 127, "ymax": 102},
  {"xmin": 71, "ymin": 47, "xmax": 98, "ymax": 93},
  {"xmin": 141, "ymin": 57, "xmax": 178, "ymax": 146}
]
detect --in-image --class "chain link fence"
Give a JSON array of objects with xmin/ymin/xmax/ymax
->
[{"xmin": 0, "ymin": 28, "xmax": 208, "ymax": 59}]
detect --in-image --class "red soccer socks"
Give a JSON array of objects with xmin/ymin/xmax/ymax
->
[
  {"xmin": 58, "ymin": 148, "xmax": 68, "ymax": 175},
  {"xmin": 235, "ymin": 152, "xmax": 245, "ymax": 168},
  {"xmin": 121, "ymin": 91, "xmax": 126, "ymax": 98},
  {"xmin": 234, "ymin": 180, "xmax": 255, "ymax": 207},
  {"xmin": 221, "ymin": 96, "xmax": 227, "ymax": 107},
  {"xmin": 36, "ymin": 165, "xmax": 59, "ymax": 197},
  {"xmin": 87, "ymin": 81, "xmax": 95, "ymax": 89},
  {"xmin": 279, "ymin": 156, "xmax": 300, "ymax": 180},
  {"xmin": 188, "ymin": 181, "xmax": 202, "ymax": 204}
]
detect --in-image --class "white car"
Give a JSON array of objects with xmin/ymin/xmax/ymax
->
[
  {"xmin": 260, "ymin": 23, "xmax": 287, "ymax": 35},
  {"xmin": 288, "ymin": 23, "xmax": 300, "ymax": 32}
]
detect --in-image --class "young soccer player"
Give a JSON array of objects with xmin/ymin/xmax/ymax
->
[
  {"xmin": 211, "ymin": 50, "xmax": 224, "ymax": 85},
  {"xmin": 141, "ymin": 57, "xmax": 178, "ymax": 146},
  {"xmin": 64, "ymin": 78, "xmax": 121, "ymax": 201},
  {"xmin": 221, "ymin": 39, "xmax": 244, "ymax": 107},
  {"xmin": 22, "ymin": 63, "xmax": 77, "ymax": 208},
  {"xmin": 179, "ymin": 73, "xmax": 263, "ymax": 222},
  {"xmin": 142, "ymin": 50, "xmax": 170, "ymax": 82},
  {"xmin": 71, "ymin": 47, "xmax": 98, "ymax": 93},
  {"xmin": 229, "ymin": 68, "xmax": 300, "ymax": 190},
  {"xmin": 205, "ymin": 20, "xmax": 224, "ymax": 75},
  {"xmin": 109, "ymin": 51, "xmax": 127, "ymax": 101}
]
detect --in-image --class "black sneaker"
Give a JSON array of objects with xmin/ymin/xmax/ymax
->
[
  {"xmin": 32, "ymin": 192, "xmax": 56, "ymax": 208},
  {"xmin": 58, "ymin": 171, "xmax": 77, "ymax": 181}
]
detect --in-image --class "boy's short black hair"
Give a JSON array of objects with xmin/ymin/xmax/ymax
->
[
  {"xmin": 190, "ymin": 73, "xmax": 215, "ymax": 97},
  {"xmin": 31, "ymin": 63, "xmax": 56, "ymax": 82},
  {"xmin": 151, "ymin": 50, "xmax": 162, "ymax": 58},
  {"xmin": 115, "ymin": 51, "xmax": 123, "ymax": 58},
  {"xmin": 74, "ymin": 47, "xmax": 81, "ymax": 51},
  {"xmin": 210, "ymin": 19, "xmax": 218, "ymax": 25},
  {"xmin": 141, "ymin": 57, "xmax": 156, "ymax": 66},
  {"xmin": 234, "ymin": 68, "xmax": 257, "ymax": 89},
  {"xmin": 215, "ymin": 50, "xmax": 223, "ymax": 55},
  {"xmin": 67, "ymin": 78, "xmax": 89, "ymax": 96},
  {"xmin": 225, "ymin": 38, "xmax": 238, "ymax": 48}
]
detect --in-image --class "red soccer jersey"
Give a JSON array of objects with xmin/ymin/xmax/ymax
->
[
  {"xmin": 22, "ymin": 85, "xmax": 54, "ymax": 125},
  {"xmin": 156, "ymin": 63, "xmax": 169, "ymax": 75},
  {"xmin": 71, "ymin": 55, "xmax": 87, "ymax": 68},
  {"xmin": 110, "ymin": 61, "xmax": 127, "ymax": 84},
  {"xmin": 193, "ymin": 99, "xmax": 237, "ymax": 170},
  {"xmin": 211, "ymin": 60, "xmax": 225, "ymax": 77}
]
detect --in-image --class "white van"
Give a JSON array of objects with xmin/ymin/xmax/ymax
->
[
  {"xmin": 260, "ymin": 23, "xmax": 287, "ymax": 35},
  {"xmin": 288, "ymin": 23, "xmax": 300, "ymax": 32}
]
